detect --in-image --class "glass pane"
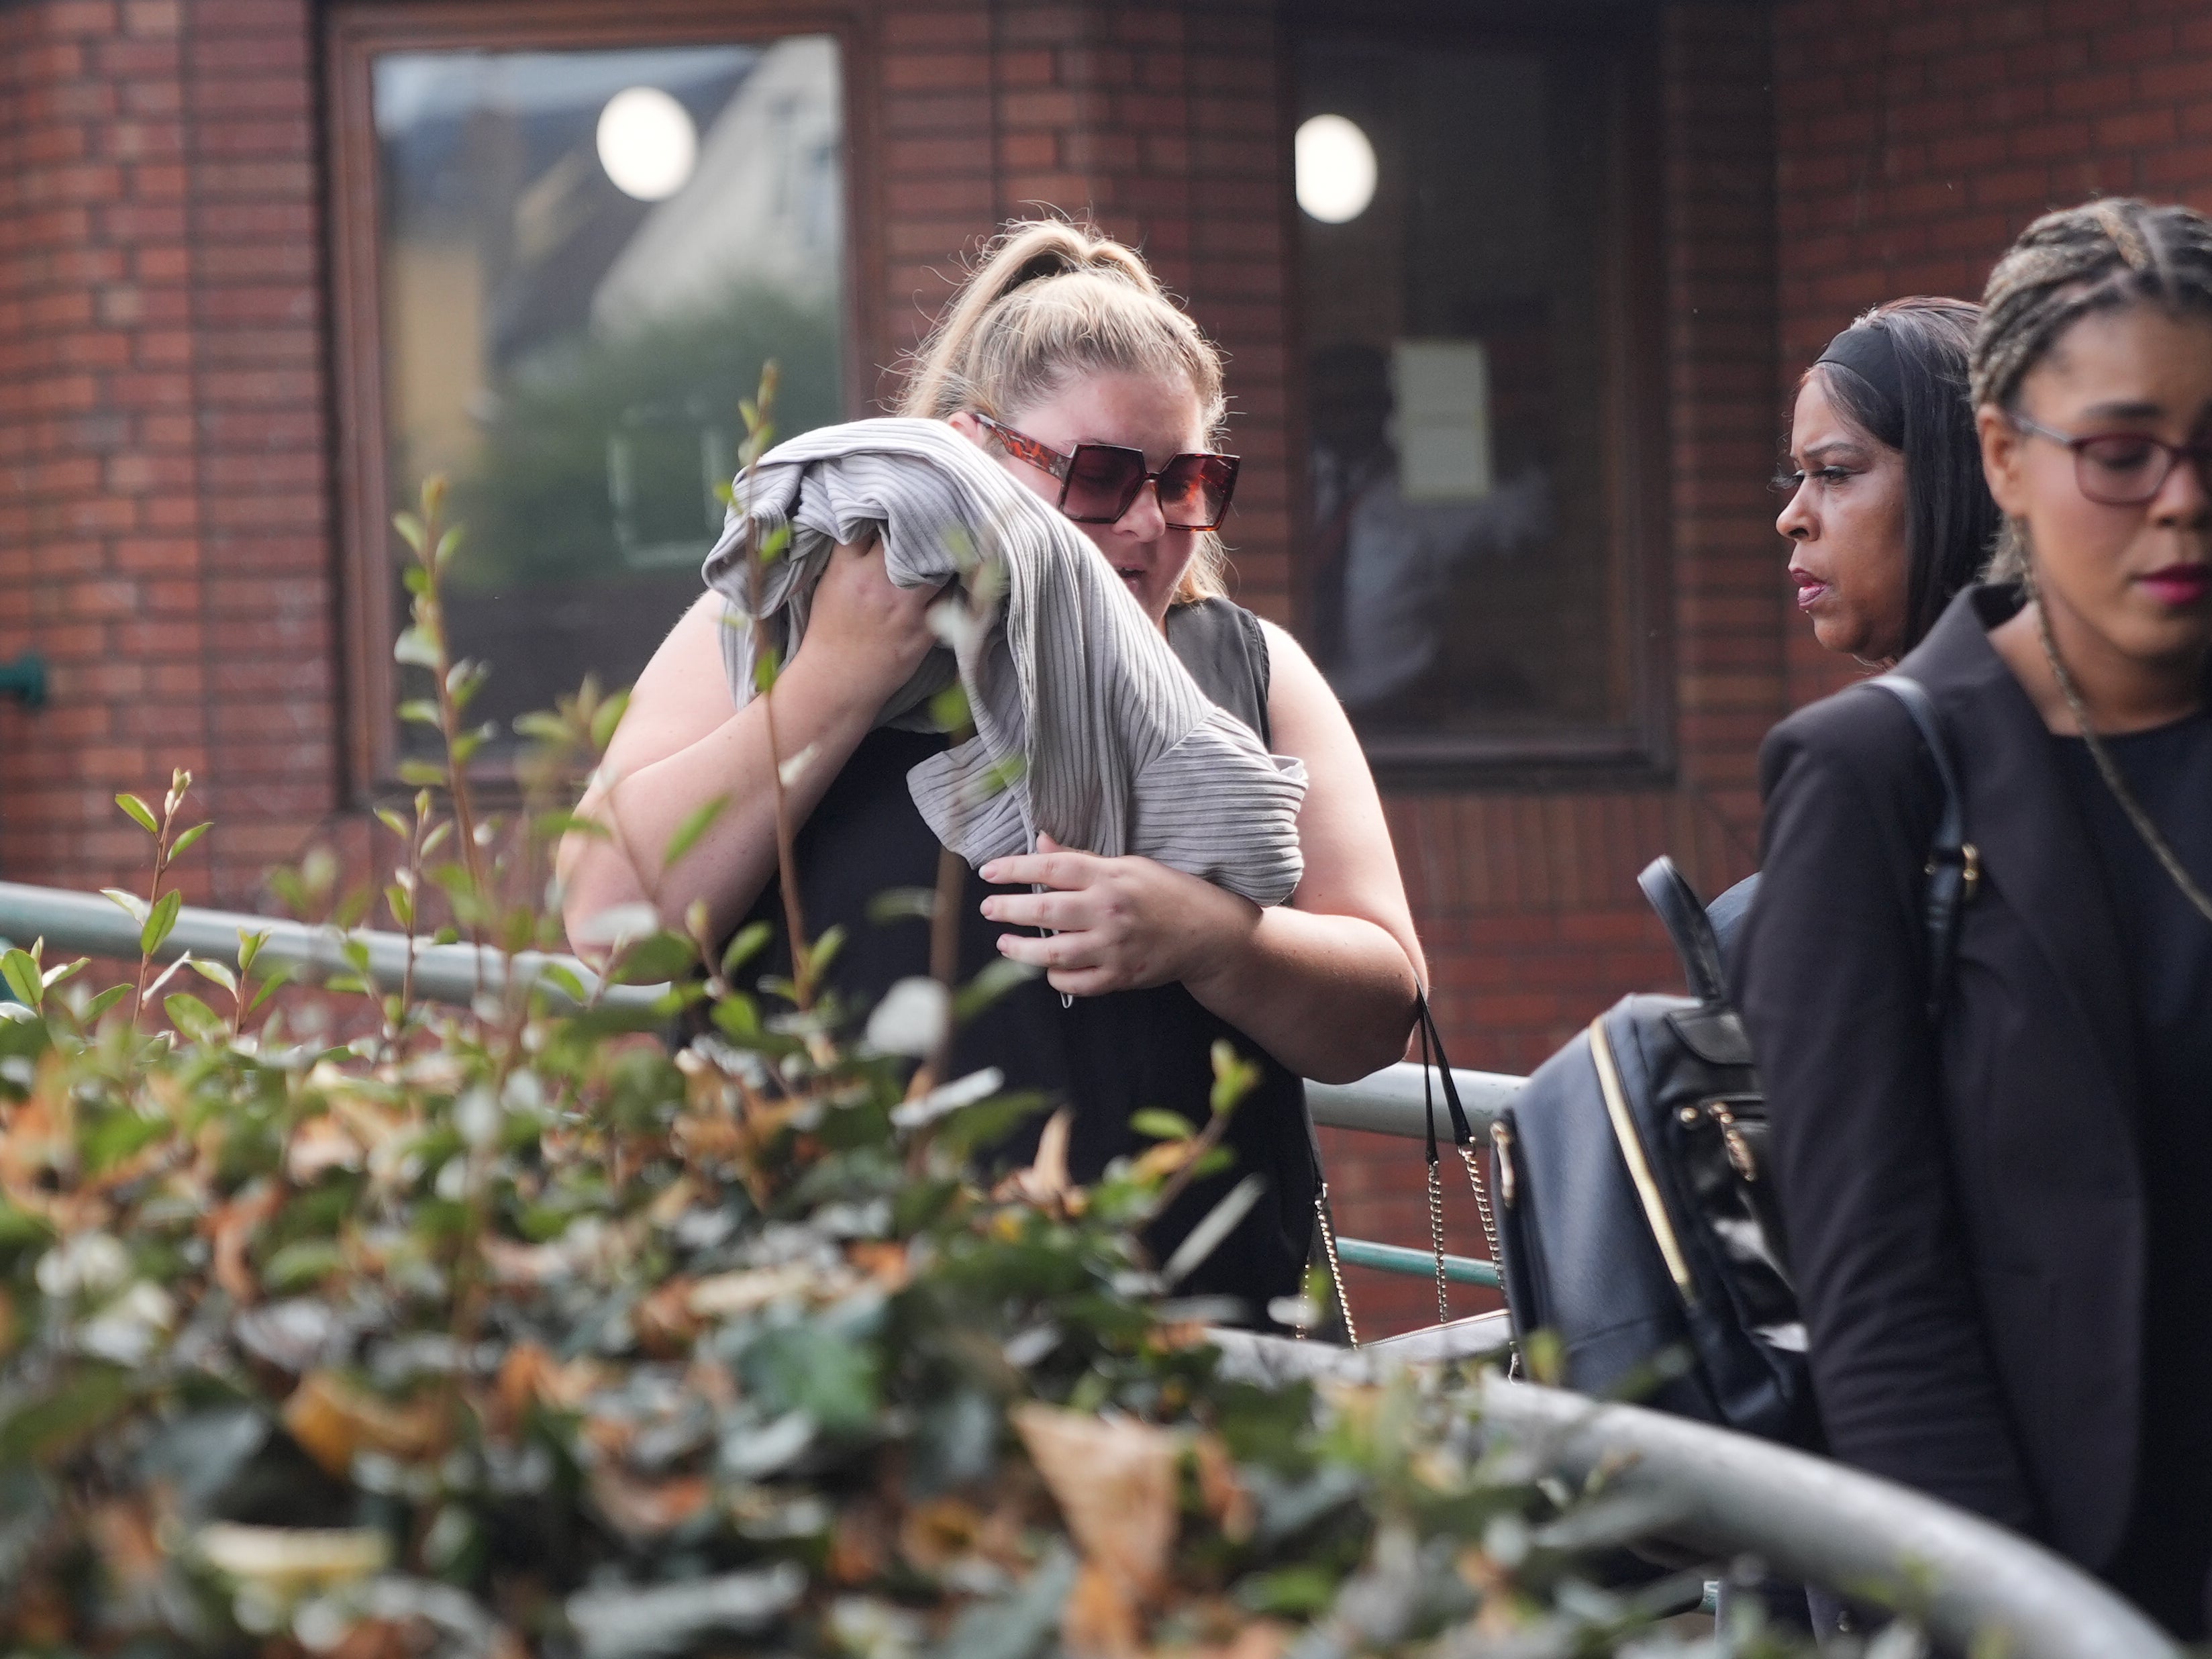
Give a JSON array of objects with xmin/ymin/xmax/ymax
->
[
  {"xmin": 372, "ymin": 38, "xmax": 845, "ymax": 756},
  {"xmin": 1297, "ymin": 38, "xmax": 1630, "ymax": 754}
]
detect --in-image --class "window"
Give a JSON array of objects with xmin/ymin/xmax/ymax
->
[
  {"xmin": 328, "ymin": 6, "xmax": 856, "ymax": 784},
  {"xmin": 1293, "ymin": 16, "xmax": 1668, "ymax": 771}
]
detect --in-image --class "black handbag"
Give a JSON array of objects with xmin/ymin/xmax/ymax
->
[{"xmin": 1487, "ymin": 673, "xmax": 1972, "ymax": 1441}]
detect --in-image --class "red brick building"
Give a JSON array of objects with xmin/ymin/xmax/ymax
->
[{"xmin": 1, "ymin": 0, "xmax": 2202, "ymax": 1326}]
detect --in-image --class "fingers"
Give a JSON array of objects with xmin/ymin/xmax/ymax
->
[
  {"xmin": 978, "ymin": 850, "xmax": 1095, "ymax": 889},
  {"xmin": 979, "ymin": 889, "xmax": 1085, "ymax": 929}
]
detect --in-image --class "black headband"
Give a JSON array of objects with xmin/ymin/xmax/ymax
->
[{"xmin": 1815, "ymin": 322, "xmax": 1905, "ymax": 436}]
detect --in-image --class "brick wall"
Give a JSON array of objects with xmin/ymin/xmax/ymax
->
[
  {"xmin": 0, "ymin": 0, "xmax": 336, "ymax": 907},
  {"xmin": 1772, "ymin": 0, "xmax": 2212, "ymax": 708}
]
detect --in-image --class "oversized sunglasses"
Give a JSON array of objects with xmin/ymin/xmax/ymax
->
[
  {"xmin": 2011, "ymin": 413, "xmax": 2212, "ymax": 506},
  {"xmin": 973, "ymin": 412, "xmax": 1240, "ymax": 530}
]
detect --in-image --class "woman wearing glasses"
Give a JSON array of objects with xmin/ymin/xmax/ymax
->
[
  {"xmin": 1737, "ymin": 199, "xmax": 2212, "ymax": 1635},
  {"xmin": 562, "ymin": 220, "xmax": 1423, "ymax": 1319}
]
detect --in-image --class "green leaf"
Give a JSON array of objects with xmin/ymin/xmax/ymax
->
[
  {"xmin": 398, "ymin": 699, "xmax": 442, "ymax": 727},
  {"xmin": 236, "ymin": 929, "xmax": 268, "ymax": 976},
  {"xmin": 954, "ymin": 957, "xmax": 1038, "ymax": 1023},
  {"xmin": 752, "ymin": 646, "xmax": 781, "ymax": 694},
  {"xmin": 263, "ymin": 1238, "xmax": 344, "ymax": 1293},
  {"xmin": 374, "ymin": 807, "xmax": 410, "ymax": 840},
  {"xmin": 1131, "ymin": 1109, "xmax": 1197, "ymax": 1143},
  {"xmin": 80, "ymin": 985, "xmax": 130, "ymax": 1027},
  {"xmin": 393, "ymin": 625, "xmax": 442, "ymax": 668},
  {"xmin": 610, "ymin": 932, "xmax": 695, "ymax": 987},
  {"xmin": 1, "ymin": 951, "xmax": 42, "ymax": 1011},
  {"xmin": 397, "ymin": 760, "xmax": 447, "ymax": 789},
  {"xmin": 187, "ymin": 958, "xmax": 238, "ymax": 995},
  {"xmin": 163, "ymin": 992, "xmax": 224, "ymax": 1046},
  {"xmin": 511, "ymin": 711, "xmax": 570, "ymax": 744},
  {"xmin": 385, "ymin": 884, "xmax": 413, "ymax": 929},
  {"xmin": 141, "ymin": 889, "xmax": 182, "ymax": 956},
  {"xmin": 864, "ymin": 888, "xmax": 937, "ymax": 925},
  {"xmin": 169, "ymin": 821, "xmax": 212, "ymax": 859},
  {"xmin": 928, "ymin": 683, "xmax": 972, "ymax": 735},
  {"xmin": 39, "ymin": 958, "xmax": 85, "ymax": 991},
  {"xmin": 742, "ymin": 1325, "xmax": 879, "ymax": 1437},
  {"xmin": 100, "ymin": 888, "xmax": 150, "ymax": 927},
  {"xmin": 662, "ymin": 795, "xmax": 729, "ymax": 871},
  {"xmin": 0, "ymin": 1366, "xmax": 132, "ymax": 1465},
  {"xmin": 537, "ymin": 962, "xmax": 587, "ymax": 1005},
  {"xmin": 758, "ymin": 522, "xmax": 792, "ymax": 563},
  {"xmin": 720, "ymin": 921, "xmax": 770, "ymax": 978},
  {"xmin": 589, "ymin": 689, "xmax": 631, "ymax": 753},
  {"xmin": 115, "ymin": 794, "xmax": 158, "ymax": 835},
  {"xmin": 392, "ymin": 510, "xmax": 426, "ymax": 555},
  {"xmin": 434, "ymin": 523, "xmax": 465, "ymax": 569}
]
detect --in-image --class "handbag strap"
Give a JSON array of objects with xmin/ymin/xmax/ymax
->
[
  {"xmin": 1865, "ymin": 674, "xmax": 1978, "ymax": 1020},
  {"xmin": 1415, "ymin": 990, "xmax": 1504, "ymax": 1325},
  {"xmin": 1636, "ymin": 856, "xmax": 1728, "ymax": 1005}
]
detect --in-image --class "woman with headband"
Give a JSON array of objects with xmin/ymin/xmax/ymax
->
[
  {"xmin": 1773, "ymin": 299, "xmax": 2001, "ymax": 666},
  {"xmin": 1710, "ymin": 299, "xmax": 2004, "ymax": 955}
]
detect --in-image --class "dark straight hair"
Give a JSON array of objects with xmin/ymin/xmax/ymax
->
[{"xmin": 1809, "ymin": 297, "xmax": 2003, "ymax": 653}]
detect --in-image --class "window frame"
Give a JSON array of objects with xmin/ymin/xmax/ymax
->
[
  {"xmin": 1285, "ymin": 0, "xmax": 1674, "ymax": 782},
  {"xmin": 323, "ymin": 0, "xmax": 881, "ymax": 797}
]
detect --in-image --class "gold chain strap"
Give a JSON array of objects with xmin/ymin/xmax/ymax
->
[
  {"xmin": 1458, "ymin": 1143, "xmax": 1503, "ymax": 1274},
  {"xmin": 1425, "ymin": 1159, "xmax": 1450, "ymax": 1326},
  {"xmin": 1309, "ymin": 1185, "xmax": 1360, "ymax": 1349},
  {"xmin": 2034, "ymin": 585, "xmax": 2212, "ymax": 925}
]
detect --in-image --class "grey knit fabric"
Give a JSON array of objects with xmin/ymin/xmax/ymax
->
[{"xmin": 702, "ymin": 417, "xmax": 1307, "ymax": 906}]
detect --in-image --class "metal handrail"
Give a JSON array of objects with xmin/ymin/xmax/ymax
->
[
  {"xmin": 0, "ymin": 880, "xmax": 662, "ymax": 1013},
  {"xmin": 1308, "ymin": 1060, "xmax": 1520, "ymax": 1140},
  {"xmin": 1478, "ymin": 1377, "xmax": 2176, "ymax": 1659},
  {"xmin": 0, "ymin": 881, "xmax": 1502, "ymax": 1289}
]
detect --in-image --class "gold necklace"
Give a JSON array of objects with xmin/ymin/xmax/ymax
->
[{"xmin": 2031, "ymin": 587, "xmax": 2212, "ymax": 926}]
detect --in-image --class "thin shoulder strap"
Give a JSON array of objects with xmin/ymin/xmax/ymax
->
[{"xmin": 1864, "ymin": 674, "xmax": 1978, "ymax": 1019}]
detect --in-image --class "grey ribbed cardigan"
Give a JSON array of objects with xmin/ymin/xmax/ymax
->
[{"xmin": 701, "ymin": 417, "xmax": 1307, "ymax": 906}]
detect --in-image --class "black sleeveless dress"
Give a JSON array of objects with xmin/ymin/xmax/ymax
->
[{"xmin": 736, "ymin": 597, "xmax": 1316, "ymax": 1318}]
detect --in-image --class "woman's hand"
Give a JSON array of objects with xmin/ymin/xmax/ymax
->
[
  {"xmin": 794, "ymin": 537, "xmax": 944, "ymax": 712},
  {"xmin": 978, "ymin": 834, "xmax": 1257, "ymax": 998}
]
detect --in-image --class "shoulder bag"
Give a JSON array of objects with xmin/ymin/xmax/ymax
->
[{"xmin": 1485, "ymin": 674, "xmax": 1973, "ymax": 1440}]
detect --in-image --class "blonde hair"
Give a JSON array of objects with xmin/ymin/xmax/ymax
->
[{"xmin": 898, "ymin": 219, "xmax": 1230, "ymax": 603}]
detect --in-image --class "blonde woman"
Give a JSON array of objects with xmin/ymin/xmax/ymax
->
[{"xmin": 560, "ymin": 221, "xmax": 1424, "ymax": 1317}]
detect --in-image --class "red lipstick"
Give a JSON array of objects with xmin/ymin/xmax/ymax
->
[{"xmin": 2139, "ymin": 564, "xmax": 2212, "ymax": 607}]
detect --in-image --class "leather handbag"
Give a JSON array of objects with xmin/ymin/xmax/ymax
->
[
  {"xmin": 1489, "ymin": 855, "xmax": 1813, "ymax": 1441},
  {"xmin": 1487, "ymin": 672, "xmax": 1972, "ymax": 1442}
]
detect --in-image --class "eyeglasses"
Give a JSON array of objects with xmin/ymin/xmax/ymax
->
[
  {"xmin": 2011, "ymin": 413, "xmax": 2212, "ymax": 506},
  {"xmin": 972, "ymin": 412, "xmax": 1240, "ymax": 530}
]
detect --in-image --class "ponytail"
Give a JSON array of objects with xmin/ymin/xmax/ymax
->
[{"xmin": 899, "ymin": 219, "xmax": 1230, "ymax": 601}]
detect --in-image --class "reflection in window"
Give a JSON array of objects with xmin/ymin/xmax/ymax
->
[
  {"xmin": 372, "ymin": 38, "xmax": 844, "ymax": 754},
  {"xmin": 1298, "ymin": 38, "xmax": 1639, "ymax": 760}
]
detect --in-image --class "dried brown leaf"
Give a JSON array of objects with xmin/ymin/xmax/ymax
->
[
  {"xmin": 283, "ymin": 1372, "xmax": 448, "ymax": 1480},
  {"xmin": 1062, "ymin": 1559, "xmax": 1144, "ymax": 1659},
  {"xmin": 1011, "ymin": 1405, "xmax": 1176, "ymax": 1599},
  {"xmin": 587, "ymin": 1465, "xmax": 709, "ymax": 1540}
]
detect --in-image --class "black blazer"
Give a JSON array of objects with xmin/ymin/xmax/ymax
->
[{"xmin": 1735, "ymin": 583, "xmax": 2148, "ymax": 1572}]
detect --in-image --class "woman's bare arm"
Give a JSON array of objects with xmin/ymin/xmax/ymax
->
[
  {"xmin": 982, "ymin": 621, "xmax": 1424, "ymax": 1083},
  {"xmin": 557, "ymin": 542, "xmax": 940, "ymax": 958}
]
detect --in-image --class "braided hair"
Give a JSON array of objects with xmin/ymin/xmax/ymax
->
[{"xmin": 1973, "ymin": 198, "xmax": 2212, "ymax": 578}]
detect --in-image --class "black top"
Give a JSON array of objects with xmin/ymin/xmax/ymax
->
[
  {"xmin": 2056, "ymin": 712, "xmax": 2212, "ymax": 1638},
  {"xmin": 738, "ymin": 597, "xmax": 1315, "ymax": 1319}
]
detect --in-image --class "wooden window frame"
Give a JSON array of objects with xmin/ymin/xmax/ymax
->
[
  {"xmin": 323, "ymin": 0, "xmax": 883, "ymax": 799},
  {"xmin": 1285, "ymin": 1, "xmax": 1674, "ymax": 783}
]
